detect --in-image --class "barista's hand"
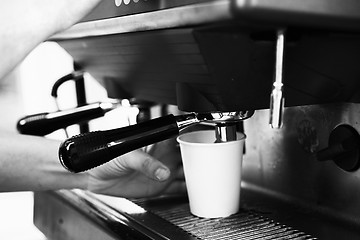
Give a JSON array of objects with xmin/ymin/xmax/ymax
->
[{"xmin": 86, "ymin": 139, "xmax": 185, "ymax": 198}]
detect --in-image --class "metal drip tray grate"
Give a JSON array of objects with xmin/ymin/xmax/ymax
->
[{"xmin": 133, "ymin": 200, "xmax": 317, "ymax": 240}]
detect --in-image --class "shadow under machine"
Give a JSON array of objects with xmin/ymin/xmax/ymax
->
[{"xmin": 33, "ymin": 0, "xmax": 360, "ymax": 239}]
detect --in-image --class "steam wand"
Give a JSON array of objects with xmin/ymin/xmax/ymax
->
[
  {"xmin": 59, "ymin": 111, "xmax": 254, "ymax": 173},
  {"xmin": 269, "ymin": 29, "xmax": 286, "ymax": 129}
]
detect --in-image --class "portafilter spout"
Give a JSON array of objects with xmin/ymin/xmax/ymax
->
[
  {"xmin": 214, "ymin": 123, "xmax": 237, "ymax": 143},
  {"xmin": 59, "ymin": 110, "xmax": 254, "ymax": 173}
]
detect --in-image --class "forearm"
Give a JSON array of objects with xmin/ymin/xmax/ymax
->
[
  {"xmin": 0, "ymin": 0, "xmax": 102, "ymax": 79},
  {"xmin": 0, "ymin": 132, "xmax": 88, "ymax": 192}
]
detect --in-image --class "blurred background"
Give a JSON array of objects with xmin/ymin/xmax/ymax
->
[{"xmin": 0, "ymin": 42, "xmax": 134, "ymax": 240}]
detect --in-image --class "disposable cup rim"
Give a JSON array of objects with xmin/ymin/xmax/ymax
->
[{"xmin": 177, "ymin": 130, "xmax": 246, "ymax": 146}]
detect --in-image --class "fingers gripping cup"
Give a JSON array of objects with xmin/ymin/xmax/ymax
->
[{"xmin": 177, "ymin": 130, "xmax": 246, "ymax": 218}]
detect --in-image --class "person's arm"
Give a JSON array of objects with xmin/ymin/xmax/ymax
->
[
  {"xmin": 0, "ymin": 131, "xmax": 184, "ymax": 198},
  {"xmin": 0, "ymin": 132, "xmax": 87, "ymax": 192},
  {"xmin": 0, "ymin": 1, "xmax": 185, "ymax": 197},
  {"xmin": 0, "ymin": 0, "xmax": 102, "ymax": 80}
]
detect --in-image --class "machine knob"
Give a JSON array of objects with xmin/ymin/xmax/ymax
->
[
  {"xmin": 115, "ymin": 0, "xmax": 122, "ymax": 6},
  {"xmin": 315, "ymin": 124, "xmax": 360, "ymax": 172}
]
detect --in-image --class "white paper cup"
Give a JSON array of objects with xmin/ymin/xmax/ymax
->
[{"xmin": 177, "ymin": 130, "xmax": 246, "ymax": 218}]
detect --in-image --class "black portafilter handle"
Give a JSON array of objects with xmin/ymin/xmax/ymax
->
[
  {"xmin": 59, "ymin": 114, "xmax": 183, "ymax": 173},
  {"xmin": 17, "ymin": 102, "xmax": 119, "ymax": 136},
  {"xmin": 58, "ymin": 111, "xmax": 254, "ymax": 173}
]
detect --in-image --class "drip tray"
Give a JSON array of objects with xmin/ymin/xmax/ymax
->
[
  {"xmin": 33, "ymin": 187, "xmax": 360, "ymax": 240},
  {"xmin": 135, "ymin": 201, "xmax": 314, "ymax": 240}
]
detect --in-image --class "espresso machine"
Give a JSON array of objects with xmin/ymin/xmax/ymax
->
[{"xmin": 31, "ymin": 0, "xmax": 360, "ymax": 239}]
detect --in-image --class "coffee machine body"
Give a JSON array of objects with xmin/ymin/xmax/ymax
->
[{"xmin": 34, "ymin": 1, "xmax": 360, "ymax": 239}]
